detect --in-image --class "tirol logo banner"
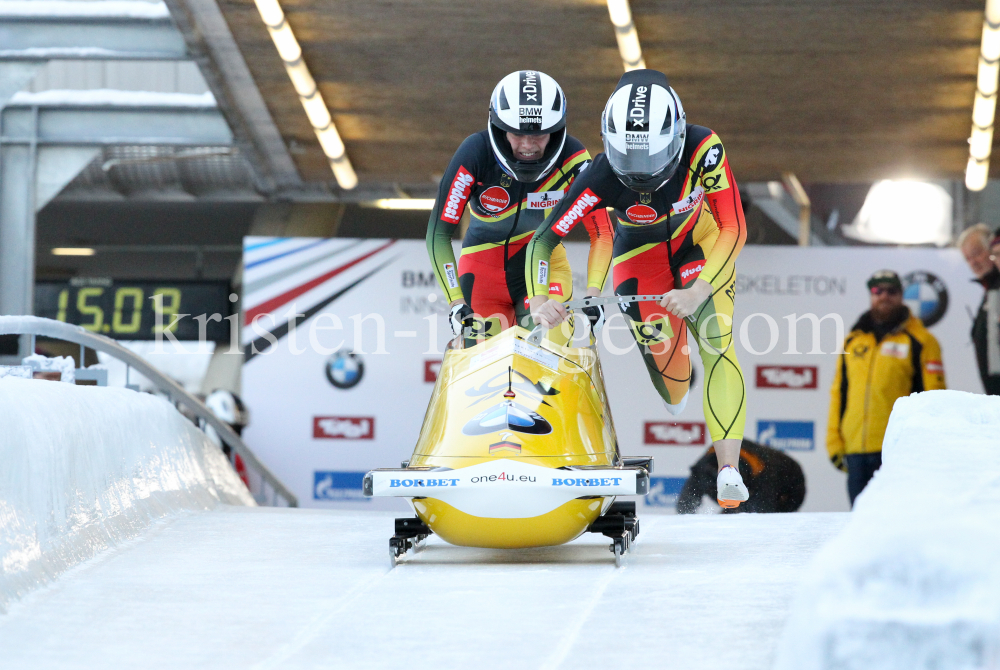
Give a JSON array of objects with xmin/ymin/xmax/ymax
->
[{"xmin": 756, "ymin": 365, "xmax": 818, "ymax": 389}]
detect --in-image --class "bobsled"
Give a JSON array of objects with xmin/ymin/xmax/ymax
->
[{"xmin": 364, "ymin": 297, "xmax": 656, "ymax": 566}]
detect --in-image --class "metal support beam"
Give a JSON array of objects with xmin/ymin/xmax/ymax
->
[
  {"xmin": 0, "ymin": 61, "xmax": 41, "ymax": 108},
  {"xmin": 163, "ymin": 0, "xmax": 303, "ymax": 192},
  {"xmin": 0, "ymin": 96, "xmax": 233, "ymax": 357},
  {"xmin": 0, "ymin": 2, "xmax": 187, "ymax": 60},
  {"xmin": 2, "ymin": 96, "xmax": 232, "ymax": 145}
]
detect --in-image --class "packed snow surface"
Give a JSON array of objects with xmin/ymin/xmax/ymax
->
[
  {"xmin": 0, "ymin": 508, "xmax": 846, "ymax": 669},
  {"xmin": 773, "ymin": 390, "xmax": 1000, "ymax": 670},
  {"xmin": 0, "ymin": 378, "xmax": 252, "ymax": 613}
]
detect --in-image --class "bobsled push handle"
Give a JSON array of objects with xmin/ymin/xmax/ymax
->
[
  {"xmin": 561, "ymin": 294, "xmax": 665, "ymax": 312},
  {"xmin": 526, "ymin": 324, "xmax": 547, "ymax": 346}
]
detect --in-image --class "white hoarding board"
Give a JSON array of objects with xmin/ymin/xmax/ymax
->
[{"xmin": 242, "ymin": 238, "xmax": 983, "ymax": 513}]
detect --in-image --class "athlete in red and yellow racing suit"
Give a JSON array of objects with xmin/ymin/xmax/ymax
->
[
  {"xmin": 426, "ymin": 130, "xmax": 612, "ymax": 340},
  {"xmin": 526, "ymin": 125, "xmax": 748, "ymax": 451}
]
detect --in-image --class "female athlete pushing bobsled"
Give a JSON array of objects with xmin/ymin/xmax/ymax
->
[{"xmin": 526, "ymin": 69, "xmax": 750, "ymax": 509}]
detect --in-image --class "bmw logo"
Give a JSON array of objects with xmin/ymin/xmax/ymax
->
[
  {"xmin": 325, "ymin": 350, "xmax": 364, "ymax": 389},
  {"xmin": 902, "ymin": 271, "xmax": 948, "ymax": 327}
]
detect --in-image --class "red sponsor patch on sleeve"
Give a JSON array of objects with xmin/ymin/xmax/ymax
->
[
  {"xmin": 552, "ymin": 189, "xmax": 601, "ymax": 237},
  {"xmin": 441, "ymin": 166, "xmax": 475, "ymax": 224},
  {"xmin": 679, "ymin": 260, "xmax": 705, "ymax": 284},
  {"xmin": 925, "ymin": 361, "xmax": 943, "ymax": 374},
  {"xmin": 548, "ymin": 282, "xmax": 563, "ymax": 296}
]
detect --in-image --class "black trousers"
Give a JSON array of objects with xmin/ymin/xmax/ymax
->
[{"xmin": 846, "ymin": 452, "xmax": 882, "ymax": 507}]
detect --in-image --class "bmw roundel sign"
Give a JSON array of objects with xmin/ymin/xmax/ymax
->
[{"xmin": 902, "ymin": 271, "xmax": 948, "ymax": 327}]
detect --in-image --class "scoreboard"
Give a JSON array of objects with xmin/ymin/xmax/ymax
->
[{"xmin": 35, "ymin": 279, "xmax": 233, "ymax": 341}]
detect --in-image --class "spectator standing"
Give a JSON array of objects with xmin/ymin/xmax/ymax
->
[
  {"xmin": 827, "ymin": 270, "xmax": 946, "ymax": 505},
  {"xmin": 958, "ymin": 224, "xmax": 1000, "ymax": 395}
]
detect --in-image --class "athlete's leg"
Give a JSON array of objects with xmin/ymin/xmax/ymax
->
[
  {"xmin": 684, "ymin": 264, "xmax": 748, "ymax": 506},
  {"xmin": 458, "ymin": 247, "xmax": 515, "ymax": 344},
  {"xmin": 613, "ymin": 243, "xmax": 692, "ymax": 407}
]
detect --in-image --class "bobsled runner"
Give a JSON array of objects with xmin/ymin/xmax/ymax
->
[{"xmin": 364, "ymin": 295, "xmax": 660, "ymax": 567}]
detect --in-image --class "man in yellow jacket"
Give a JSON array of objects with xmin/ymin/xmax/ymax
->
[{"xmin": 828, "ymin": 270, "xmax": 946, "ymax": 505}]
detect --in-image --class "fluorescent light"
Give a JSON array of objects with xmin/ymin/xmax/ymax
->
[
  {"xmin": 330, "ymin": 159, "xmax": 358, "ymax": 191},
  {"xmin": 606, "ymin": 0, "xmax": 645, "ymax": 72},
  {"xmin": 269, "ymin": 23, "xmax": 301, "ymax": 63},
  {"xmin": 300, "ymin": 93, "xmax": 332, "ymax": 129},
  {"xmin": 284, "ymin": 59, "xmax": 317, "ymax": 97},
  {"xmin": 843, "ymin": 180, "xmax": 953, "ymax": 246},
  {"xmin": 369, "ymin": 199, "xmax": 436, "ymax": 210},
  {"xmin": 252, "ymin": 0, "xmax": 357, "ymax": 190},
  {"xmin": 968, "ymin": 157, "xmax": 990, "ymax": 191},
  {"xmin": 316, "ymin": 125, "xmax": 345, "ymax": 159},
  {"xmin": 971, "ymin": 124, "xmax": 994, "ymax": 159},
  {"xmin": 966, "ymin": 0, "xmax": 1000, "ymax": 191},
  {"xmin": 973, "ymin": 91, "xmax": 997, "ymax": 128},
  {"xmin": 51, "ymin": 247, "xmax": 95, "ymax": 256},
  {"xmin": 253, "ymin": 0, "xmax": 284, "ymax": 26}
]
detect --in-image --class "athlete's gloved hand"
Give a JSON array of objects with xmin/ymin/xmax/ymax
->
[
  {"xmin": 582, "ymin": 305, "xmax": 606, "ymax": 335},
  {"xmin": 449, "ymin": 303, "xmax": 475, "ymax": 338},
  {"xmin": 830, "ymin": 454, "xmax": 847, "ymax": 473}
]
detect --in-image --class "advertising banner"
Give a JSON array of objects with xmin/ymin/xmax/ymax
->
[{"xmin": 241, "ymin": 238, "xmax": 982, "ymax": 513}]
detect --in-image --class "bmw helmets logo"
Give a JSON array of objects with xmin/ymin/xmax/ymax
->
[
  {"xmin": 902, "ymin": 271, "xmax": 948, "ymax": 327},
  {"xmin": 325, "ymin": 350, "xmax": 364, "ymax": 389}
]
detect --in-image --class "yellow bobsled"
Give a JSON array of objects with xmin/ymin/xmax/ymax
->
[{"xmin": 364, "ymin": 315, "xmax": 652, "ymax": 566}]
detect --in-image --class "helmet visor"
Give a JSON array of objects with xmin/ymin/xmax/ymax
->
[{"xmin": 603, "ymin": 129, "xmax": 685, "ymax": 177}]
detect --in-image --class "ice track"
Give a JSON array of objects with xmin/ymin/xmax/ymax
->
[{"xmin": 0, "ymin": 507, "xmax": 847, "ymax": 670}]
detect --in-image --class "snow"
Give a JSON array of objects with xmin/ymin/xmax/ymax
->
[
  {"xmin": 773, "ymin": 390, "xmax": 1000, "ymax": 670},
  {"xmin": 96, "ymin": 340, "xmax": 216, "ymax": 394},
  {"xmin": 0, "ymin": 1, "xmax": 170, "ymax": 19},
  {"xmin": 6, "ymin": 89, "xmax": 216, "ymax": 107},
  {"xmin": 21, "ymin": 353, "xmax": 75, "ymax": 383},
  {"xmin": 0, "ymin": 508, "xmax": 847, "ymax": 669},
  {"xmin": 0, "ymin": 377, "xmax": 252, "ymax": 614}
]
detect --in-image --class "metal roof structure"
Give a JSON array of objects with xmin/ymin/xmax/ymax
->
[{"xmin": 170, "ymin": 0, "xmax": 986, "ymax": 197}]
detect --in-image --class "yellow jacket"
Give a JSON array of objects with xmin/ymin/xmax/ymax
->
[{"xmin": 827, "ymin": 310, "xmax": 945, "ymax": 464}]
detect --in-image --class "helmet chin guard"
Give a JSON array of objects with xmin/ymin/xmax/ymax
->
[
  {"xmin": 488, "ymin": 70, "xmax": 567, "ymax": 183},
  {"xmin": 601, "ymin": 69, "xmax": 686, "ymax": 193}
]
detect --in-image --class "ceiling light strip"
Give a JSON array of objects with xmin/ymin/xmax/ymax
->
[
  {"xmin": 966, "ymin": 0, "xmax": 1000, "ymax": 191},
  {"xmin": 606, "ymin": 0, "xmax": 646, "ymax": 71},
  {"xmin": 253, "ymin": 0, "xmax": 358, "ymax": 190}
]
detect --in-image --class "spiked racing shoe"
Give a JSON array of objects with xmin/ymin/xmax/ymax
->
[{"xmin": 717, "ymin": 465, "xmax": 749, "ymax": 509}]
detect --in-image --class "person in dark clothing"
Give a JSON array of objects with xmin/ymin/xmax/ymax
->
[
  {"xmin": 676, "ymin": 440, "xmax": 805, "ymax": 514},
  {"xmin": 959, "ymin": 224, "xmax": 1000, "ymax": 395}
]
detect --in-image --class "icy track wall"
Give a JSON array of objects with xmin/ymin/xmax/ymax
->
[
  {"xmin": 773, "ymin": 390, "xmax": 1000, "ymax": 670},
  {"xmin": 0, "ymin": 378, "xmax": 254, "ymax": 613}
]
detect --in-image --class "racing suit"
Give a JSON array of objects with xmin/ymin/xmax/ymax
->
[
  {"xmin": 525, "ymin": 125, "xmax": 748, "ymax": 442},
  {"xmin": 427, "ymin": 131, "xmax": 613, "ymax": 338}
]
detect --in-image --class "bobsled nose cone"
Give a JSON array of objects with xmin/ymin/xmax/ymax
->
[{"xmin": 663, "ymin": 393, "xmax": 689, "ymax": 415}]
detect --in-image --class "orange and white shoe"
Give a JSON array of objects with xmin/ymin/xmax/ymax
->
[{"xmin": 717, "ymin": 465, "xmax": 749, "ymax": 509}]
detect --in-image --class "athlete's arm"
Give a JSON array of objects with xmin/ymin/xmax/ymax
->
[
  {"xmin": 661, "ymin": 133, "xmax": 746, "ymax": 319},
  {"xmin": 426, "ymin": 135, "xmax": 483, "ymax": 305},
  {"xmin": 555, "ymin": 145, "xmax": 615, "ymax": 297},
  {"xmin": 525, "ymin": 157, "xmax": 617, "ymax": 327},
  {"xmin": 695, "ymin": 133, "xmax": 747, "ymax": 290}
]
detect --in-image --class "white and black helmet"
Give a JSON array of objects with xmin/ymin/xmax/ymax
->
[
  {"xmin": 488, "ymin": 70, "xmax": 567, "ymax": 183},
  {"xmin": 602, "ymin": 70, "xmax": 686, "ymax": 193},
  {"xmin": 205, "ymin": 389, "xmax": 249, "ymax": 431}
]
